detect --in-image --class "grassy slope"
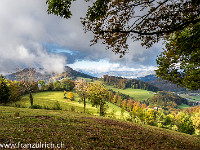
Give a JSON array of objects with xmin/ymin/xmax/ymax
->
[
  {"xmin": 105, "ymin": 85, "xmax": 154, "ymax": 101},
  {"xmin": 9, "ymin": 91, "xmax": 129, "ymax": 119},
  {"xmin": 0, "ymin": 106, "xmax": 200, "ymax": 150},
  {"xmin": 179, "ymin": 93, "xmax": 200, "ymax": 102},
  {"xmin": 178, "ymin": 103, "xmax": 191, "ymax": 109}
]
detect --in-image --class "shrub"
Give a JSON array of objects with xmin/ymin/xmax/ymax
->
[
  {"xmin": 29, "ymin": 104, "xmax": 43, "ymax": 109},
  {"xmin": 52, "ymin": 101, "xmax": 62, "ymax": 110}
]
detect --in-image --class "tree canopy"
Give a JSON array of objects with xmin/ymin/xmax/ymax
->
[
  {"xmin": 156, "ymin": 23, "xmax": 200, "ymax": 90},
  {"xmin": 46, "ymin": 0, "xmax": 200, "ymax": 56}
]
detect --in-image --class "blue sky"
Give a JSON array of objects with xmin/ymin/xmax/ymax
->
[{"xmin": 0, "ymin": 0, "xmax": 164, "ymax": 76}]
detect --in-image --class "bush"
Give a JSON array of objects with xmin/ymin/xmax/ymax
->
[
  {"xmin": 52, "ymin": 101, "xmax": 62, "ymax": 110},
  {"xmin": 29, "ymin": 104, "xmax": 43, "ymax": 109},
  {"xmin": 43, "ymin": 105, "xmax": 50, "ymax": 110},
  {"xmin": 14, "ymin": 103, "xmax": 26, "ymax": 108}
]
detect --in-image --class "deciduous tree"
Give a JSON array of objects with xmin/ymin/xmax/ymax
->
[
  {"xmin": 87, "ymin": 82, "xmax": 109, "ymax": 116},
  {"xmin": 0, "ymin": 75, "xmax": 10, "ymax": 104},
  {"xmin": 46, "ymin": 0, "xmax": 200, "ymax": 56},
  {"xmin": 16, "ymin": 68, "xmax": 38, "ymax": 106},
  {"xmin": 156, "ymin": 23, "xmax": 200, "ymax": 90},
  {"xmin": 75, "ymin": 79, "xmax": 89, "ymax": 113}
]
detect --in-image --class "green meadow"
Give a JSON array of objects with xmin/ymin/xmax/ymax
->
[
  {"xmin": 10, "ymin": 91, "xmax": 129, "ymax": 119},
  {"xmin": 178, "ymin": 103, "xmax": 191, "ymax": 109},
  {"xmin": 105, "ymin": 85, "xmax": 155, "ymax": 101}
]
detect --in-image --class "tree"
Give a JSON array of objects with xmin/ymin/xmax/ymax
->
[
  {"xmin": 46, "ymin": 0, "xmax": 200, "ymax": 90},
  {"xmin": 46, "ymin": 0, "xmax": 200, "ymax": 56},
  {"xmin": 174, "ymin": 112, "xmax": 195, "ymax": 135},
  {"xmin": 38, "ymin": 80, "xmax": 46, "ymax": 91},
  {"xmin": 75, "ymin": 79, "xmax": 89, "ymax": 113},
  {"xmin": 87, "ymin": 82, "xmax": 109, "ymax": 116},
  {"xmin": 16, "ymin": 68, "xmax": 38, "ymax": 106},
  {"xmin": 156, "ymin": 23, "xmax": 200, "ymax": 90},
  {"xmin": 47, "ymin": 81, "xmax": 54, "ymax": 91},
  {"xmin": 191, "ymin": 112, "xmax": 200, "ymax": 135},
  {"xmin": 8, "ymin": 80, "xmax": 22, "ymax": 102},
  {"xmin": 53, "ymin": 80, "xmax": 61, "ymax": 91},
  {"xmin": 0, "ymin": 75, "xmax": 10, "ymax": 104},
  {"xmin": 61, "ymin": 79, "xmax": 74, "ymax": 91}
]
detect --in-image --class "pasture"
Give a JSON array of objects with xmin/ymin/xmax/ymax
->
[
  {"xmin": 105, "ymin": 85, "xmax": 155, "ymax": 101},
  {"xmin": 10, "ymin": 91, "xmax": 129, "ymax": 119}
]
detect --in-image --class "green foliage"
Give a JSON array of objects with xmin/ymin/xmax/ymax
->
[
  {"xmin": 38, "ymin": 80, "xmax": 46, "ymax": 91},
  {"xmin": 29, "ymin": 104, "xmax": 43, "ymax": 109},
  {"xmin": 46, "ymin": 0, "xmax": 75, "ymax": 19},
  {"xmin": 61, "ymin": 79, "xmax": 74, "ymax": 91},
  {"xmin": 8, "ymin": 81, "xmax": 22, "ymax": 102},
  {"xmin": 174, "ymin": 112, "xmax": 195, "ymax": 135},
  {"xmin": 0, "ymin": 75, "xmax": 10, "ymax": 104},
  {"xmin": 104, "ymin": 75, "xmax": 159, "ymax": 92},
  {"xmin": 47, "ymin": 81, "xmax": 54, "ymax": 91},
  {"xmin": 53, "ymin": 80, "xmax": 61, "ymax": 91},
  {"xmin": 52, "ymin": 101, "xmax": 62, "ymax": 110},
  {"xmin": 156, "ymin": 23, "xmax": 200, "ymax": 90},
  {"xmin": 191, "ymin": 112, "xmax": 200, "ymax": 135},
  {"xmin": 87, "ymin": 82, "xmax": 109, "ymax": 116}
]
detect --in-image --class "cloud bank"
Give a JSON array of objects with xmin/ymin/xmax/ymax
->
[{"xmin": 0, "ymin": 0, "xmax": 164, "ymax": 75}]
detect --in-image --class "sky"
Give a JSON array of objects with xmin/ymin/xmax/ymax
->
[{"xmin": 0, "ymin": 0, "xmax": 164, "ymax": 77}]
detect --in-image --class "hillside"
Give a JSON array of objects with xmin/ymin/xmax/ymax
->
[
  {"xmin": 5, "ymin": 66, "xmax": 95, "ymax": 82},
  {"xmin": 1, "ymin": 106, "xmax": 200, "ymax": 149},
  {"xmin": 138, "ymin": 74, "xmax": 189, "ymax": 93}
]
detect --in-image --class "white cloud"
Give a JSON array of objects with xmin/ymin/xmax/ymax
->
[{"xmin": 0, "ymin": 0, "xmax": 164, "ymax": 75}]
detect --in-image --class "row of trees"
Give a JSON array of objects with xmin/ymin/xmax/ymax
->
[
  {"xmin": 103, "ymin": 75, "xmax": 159, "ymax": 92},
  {"xmin": 38, "ymin": 79, "xmax": 75, "ymax": 91}
]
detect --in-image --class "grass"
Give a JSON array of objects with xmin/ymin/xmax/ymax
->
[
  {"xmin": 179, "ymin": 93, "xmax": 200, "ymax": 102},
  {"xmin": 9, "ymin": 91, "xmax": 129, "ymax": 119},
  {"xmin": 105, "ymin": 85, "xmax": 154, "ymax": 101},
  {"xmin": 178, "ymin": 103, "xmax": 191, "ymax": 109},
  {"xmin": 0, "ymin": 106, "xmax": 200, "ymax": 149}
]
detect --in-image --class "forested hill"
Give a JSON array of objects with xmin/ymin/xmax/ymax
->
[
  {"xmin": 103, "ymin": 75, "xmax": 159, "ymax": 92},
  {"xmin": 138, "ymin": 74, "xmax": 188, "ymax": 93},
  {"xmin": 5, "ymin": 66, "xmax": 95, "ymax": 82}
]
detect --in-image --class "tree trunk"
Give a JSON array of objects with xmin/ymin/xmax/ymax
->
[
  {"xmin": 83, "ymin": 98, "xmax": 86, "ymax": 113},
  {"xmin": 29, "ymin": 92, "xmax": 33, "ymax": 106}
]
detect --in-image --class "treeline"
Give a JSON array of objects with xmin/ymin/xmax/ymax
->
[
  {"xmin": 38, "ymin": 79, "xmax": 75, "ymax": 91},
  {"xmin": 0, "ymin": 75, "xmax": 38, "ymax": 104},
  {"xmin": 103, "ymin": 75, "xmax": 159, "ymax": 92},
  {"xmin": 145, "ymin": 91, "xmax": 188, "ymax": 110}
]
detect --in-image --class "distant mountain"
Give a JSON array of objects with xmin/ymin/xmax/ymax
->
[
  {"xmin": 137, "ymin": 74, "xmax": 157, "ymax": 82},
  {"xmin": 137, "ymin": 74, "xmax": 188, "ymax": 93},
  {"xmin": 5, "ymin": 66, "xmax": 95, "ymax": 82},
  {"xmin": 77, "ymin": 70, "xmax": 155, "ymax": 79}
]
